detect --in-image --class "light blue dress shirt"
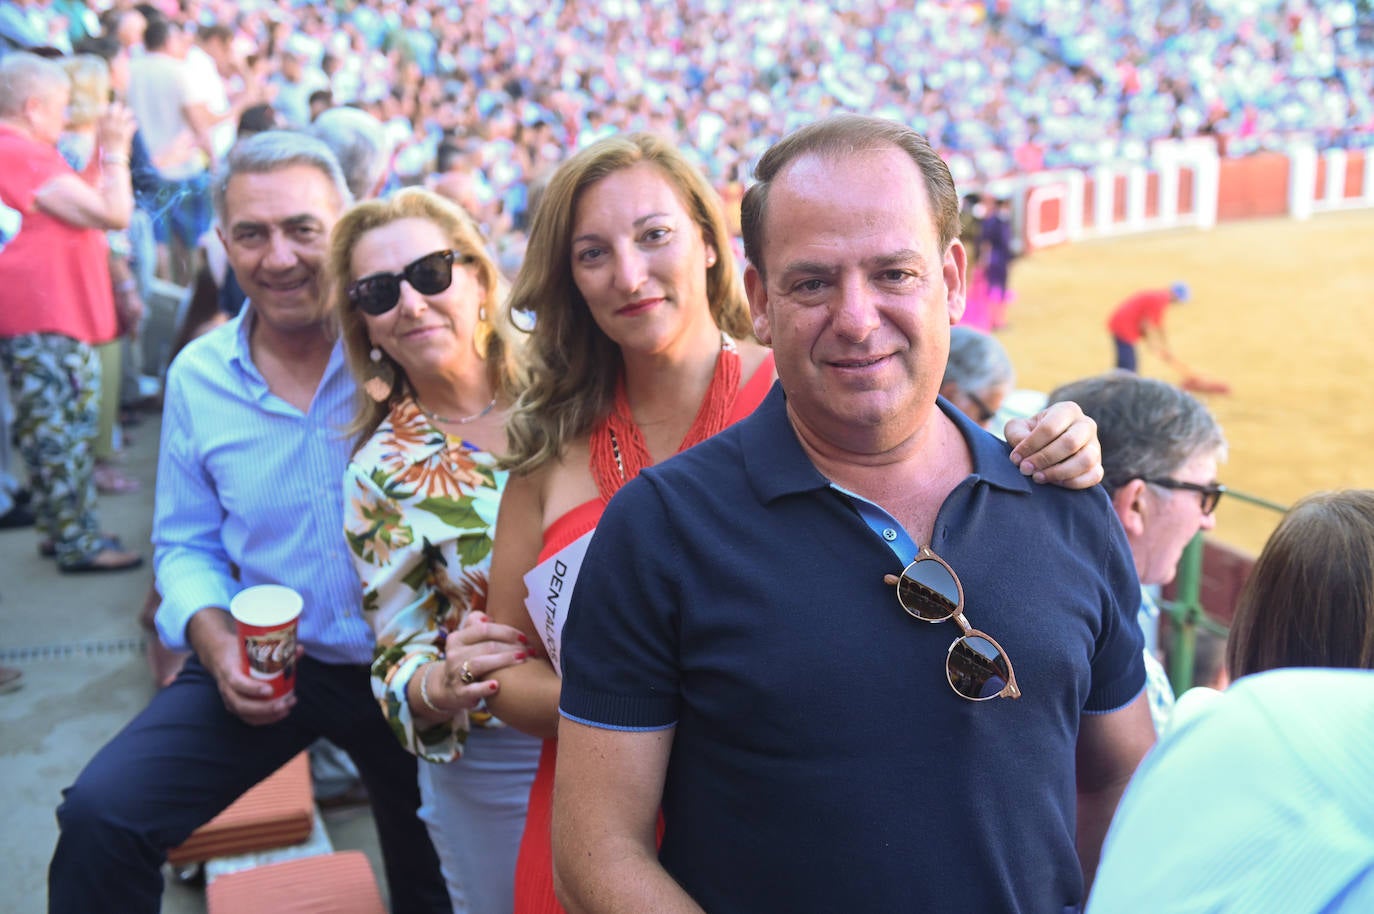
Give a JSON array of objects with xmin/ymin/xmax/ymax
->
[
  {"xmin": 1088, "ymin": 667, "xmax": 1374, "ymax": 913},
  {"xmin": 153, "ymin": 306, "xmax": 374, "ymax": 665}
]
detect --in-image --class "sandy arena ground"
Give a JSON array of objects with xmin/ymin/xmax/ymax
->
[{"xmin": 997, "ymin": 207, "xmax": 1374, "ymax": 558}]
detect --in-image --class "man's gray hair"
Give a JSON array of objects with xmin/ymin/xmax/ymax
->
[
  {"xmin": 213, "ymin": 130, "xmax": 353, "ymax": 227},
  {"xmin": 944, "ymin": 326, "xmax": 1014, "ymax": 397},
  {"xmin": 1047, "ymin": 372, "xmax": 1226, "ymax": 491},
  {"xmin": 310, "ymin": 106, "xmax": 392, "ymax": 201},
  {"xmin": 0, "ymin": 53, "xmax": 69, "ymax": 118}
]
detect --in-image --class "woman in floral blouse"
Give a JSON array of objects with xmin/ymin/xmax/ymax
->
[{"xmin": 333, "ymin": 188, "xmax": 538, "ymax": 914}]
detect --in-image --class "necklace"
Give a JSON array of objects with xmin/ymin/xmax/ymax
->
[
  {"xmin": 415, "ymin": 395, "xmax": 497, "ymax": 426},
  {"xmin": 590, "ymin": 333, "xmax": 740, "ymax": 504}
]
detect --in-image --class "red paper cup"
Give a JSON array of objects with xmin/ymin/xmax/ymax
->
[{"xmin": 229, "ymin": 585, "xmax": 304, "ymax": 698}]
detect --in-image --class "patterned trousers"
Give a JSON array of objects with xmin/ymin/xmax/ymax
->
[{"xmin": 0, "ymin": 333, "xmax": 103, "ymax": 564}]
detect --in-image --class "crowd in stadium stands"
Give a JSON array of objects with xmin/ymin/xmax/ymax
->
[
  {"xmin": 5, "ymin": 1, "xmax": 1374, "ymax": 911},
  {"xmin": 2, "ymin": 0, "xmax": 1371, "ymax": 271}
]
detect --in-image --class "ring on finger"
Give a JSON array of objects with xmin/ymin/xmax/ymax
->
[{"xmin": 459, "ymin": 660, "xmax": 476, "ymax": 685}]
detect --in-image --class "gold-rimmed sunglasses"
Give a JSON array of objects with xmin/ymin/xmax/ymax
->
[{"xmin": 883, "ymin": 545, "xmax": 1021, "ymax": 701}]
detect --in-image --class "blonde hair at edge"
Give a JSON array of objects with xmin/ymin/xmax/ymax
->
[
  {"xmin": 500, "ymin": 131, "xmax": 753, "ymax": 476},
  {"xmin": 61, "ymin": 55, "xmax": 110, "ymax": 128},
  {"xmin": 329, "ymin": 187, "xmax": 525, "ymax": 447}
]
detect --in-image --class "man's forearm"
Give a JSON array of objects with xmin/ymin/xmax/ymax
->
[
  {"xmin": 555, "ymin": 847, "xmax": 704, "ymax": 914},
  {"xmin": 185, "ymin": 606, "xmax": 235, "ymax": 662}
]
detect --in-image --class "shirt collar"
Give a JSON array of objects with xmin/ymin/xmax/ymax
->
[
  {"xmin": 741, "ymin": 380, "xmax": 1033, "ymax": 503},
  {"xmin": 228, "ymin": 301, "xmax": 348, "ymax": 388}
]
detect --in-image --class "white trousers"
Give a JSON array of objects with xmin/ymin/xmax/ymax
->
[{"xmin": 417, "ymin": 725, "xmax": 542, "ymax": 914}]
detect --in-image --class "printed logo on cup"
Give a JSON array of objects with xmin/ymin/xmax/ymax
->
[{"xmin": 229, "ymin": 585, "xmax": 304, "ymax": 698}]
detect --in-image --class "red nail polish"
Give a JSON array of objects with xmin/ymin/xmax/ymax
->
[
  {"xmin": 517, "ymin": 634, "xmax": 528, "ymax": 644},
  {"xmin": 488, "ymin": 681, "xmax": 498, "ymax": 691}
]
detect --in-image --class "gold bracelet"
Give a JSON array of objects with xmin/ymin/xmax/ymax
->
[{"xmin": 417, "ymin": 662, "xmax": 446, "ymax": 716}]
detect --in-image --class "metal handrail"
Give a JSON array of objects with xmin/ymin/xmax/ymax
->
[{"xmin": 1159, "ymin": 488, "xmax": 1289, "ymax": 695}]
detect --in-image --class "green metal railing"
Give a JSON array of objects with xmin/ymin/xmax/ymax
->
[{"xmin": 1158, "ymin": 489, "xmax": 1289, "ymax": 695}]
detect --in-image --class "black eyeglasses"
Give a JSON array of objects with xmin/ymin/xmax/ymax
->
[
  {"xmin": 883, "ymin": 545, "xmax": 1021, "ymax": 701},
  {"xmin": 348, "ymin": 250, "xmax": 464, "ymax": 316},
  {"xmin": 1142, "ymin": 478, "xmax": 1227, "ymax": 515},
  {"xmin": 964, "ymin": 390, "xmax": 997, "ymax": 426}
]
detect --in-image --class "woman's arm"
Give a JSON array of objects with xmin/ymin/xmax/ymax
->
[
  {"xmin": 345, "ymin": 462, "xmax": 465, "ymax": 760},
  {"xmin": 33, "ymin": 102, "xmax": 136, "ymax": 231},
  {"xmin": 346, "ymin": 454, "xmax": 527, "ymax": 760},
  {"xmin": 484, "ymin": 470, "xmax": 565, "ymax": 739}
]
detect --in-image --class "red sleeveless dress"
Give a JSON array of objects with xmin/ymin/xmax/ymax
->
[{"xmin": 512, "ymin": 355, "xmax": 774, "ymax": 913}]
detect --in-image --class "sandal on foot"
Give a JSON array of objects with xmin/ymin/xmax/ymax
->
[
  {"xmin": 95, "ymin": 465, "xmax": 141, "ymax": 495},
  {"xmin": 59, "ymin": 546, "xmax": 143, "ymax": 574},
  {"xmin": 40, "ymin": 534, "xmax": 123, "ymax": 559}
]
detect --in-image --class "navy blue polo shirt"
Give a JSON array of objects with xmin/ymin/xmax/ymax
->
[{"xmin": 560, "ymin": 382, "xmax": 1144, "ymax": 914}]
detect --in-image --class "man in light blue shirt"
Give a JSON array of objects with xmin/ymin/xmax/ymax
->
[
  {"xmin": 1089, "ymin": 668, "xmax": 1374, "ymax": 913},
  {"xmin": 49, "ymin": 131, "xmax": 450, "ymax": 914}
]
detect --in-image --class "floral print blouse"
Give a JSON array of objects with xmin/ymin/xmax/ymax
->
[{"xmin": 344, "ymin": 396, "xmax": 506, "ymax": 763}]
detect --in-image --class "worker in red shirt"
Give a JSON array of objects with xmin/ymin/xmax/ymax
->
[{"xmin": 1108, "ymin": 282, "xmax": 1189, "ymax": 373}]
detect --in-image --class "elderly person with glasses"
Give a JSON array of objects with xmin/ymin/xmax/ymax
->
[
  {"xmin": 942, "ymin": 324, "xmax": 1015, "ymax": 429},
  {"xmin": 1048, "ymin": 371, "xmax": 1227, "ymax": 734}
]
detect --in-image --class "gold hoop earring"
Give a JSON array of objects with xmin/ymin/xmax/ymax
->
[{"xmin": 364, "ymin": 345, "xmax": 394, "ymax": 403}]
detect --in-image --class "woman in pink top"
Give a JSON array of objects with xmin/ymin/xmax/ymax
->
[
  {"xmin": 0, "ymin": 52, "xmax": 141, "ymax": 572},
  {"xmin": 482, "ymin": 132, "xmax": 1105, "ymax": 913}
]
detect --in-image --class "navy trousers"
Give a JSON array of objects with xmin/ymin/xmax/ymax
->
[
  {"xmin": 1113, "ymin": 336, "xmax": 1139, "ymax": 373},
  {"xmin": 49, "ymin": 655, "xmax": 451, "ymax": 913}
]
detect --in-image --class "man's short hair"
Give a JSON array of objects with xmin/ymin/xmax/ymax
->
[
  {"xmin": 197, "ymin": 23, "xmax": 232, "ymax": 45},
  {"xmin": 740, "ymin": 113, "xmax": 961, "ymax": 280},
  {"xmin": 237, "ymin": 102, "xmax": 283, "ymax": 137},
  {"xmin": 1047, "ymin": 372, "xmax": 1226, "ymax": 492},
  {"xmin": 0, "ymin": 52, "xmax": 68, "ymax": 118},
  {"xmin": 435, "ymin": 141, "xmax": 465, "ymax": 175},
  {"xmin": 212, "ymin": 130, "xmax": 352, "ymax": 227},
  {"xmin": 310, "ymin": 106, "xmax": 391, "ymax": 201},
  {"xmin": 142, "ymin": 16, "xmax": 172, "ymax": 52},
  {"xmin": 944, "ymin": 326, "xmax": 1014, "ymax": 396}
]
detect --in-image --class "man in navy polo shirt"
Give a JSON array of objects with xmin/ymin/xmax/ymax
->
[{"xmin": 553, "ymin": 114, "xmax": 1155, "ymax": 914}]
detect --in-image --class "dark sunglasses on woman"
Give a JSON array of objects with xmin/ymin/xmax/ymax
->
[{"xmin": 348, "ymin": 249, "xmax": 470, "ymax": 316}]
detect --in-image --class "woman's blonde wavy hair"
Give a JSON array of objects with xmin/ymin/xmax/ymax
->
[
  {"xmin": 61, "ymin": 55, "xmax": 109, "ymax": 129},
  {"xmin": 501, "ymin": 132, "xmax": 752, "ymax": 475},
  {"xmin": 328, "ymin": 187, "xmax": 525, "ymax": 448}
]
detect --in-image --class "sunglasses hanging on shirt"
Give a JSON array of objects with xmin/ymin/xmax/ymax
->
[{"xmin": 883, "ymin": 545, "xmax": 1021, "ymax": 702}]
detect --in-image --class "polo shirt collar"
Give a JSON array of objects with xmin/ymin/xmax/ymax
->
[{"xmin": 741, "ymin": 380, "xmax": 1033, "ymax": 503}]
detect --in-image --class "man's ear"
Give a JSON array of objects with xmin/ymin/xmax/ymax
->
[
  {"xmin": 1111, "ymin": 479, "xmax": 1149, "ymax": 537},
  {"xmin": 744, "ymin": 263, "xmax": 771, "ymax": 345},
  {"xmin": 944, "ymin": 239, "xmax": 968, "ymax": 325}
]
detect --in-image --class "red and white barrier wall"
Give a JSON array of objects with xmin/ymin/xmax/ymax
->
[{"xmin": 1012, "ymin": 142, "xmax": 1373, "ymax": 254}]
